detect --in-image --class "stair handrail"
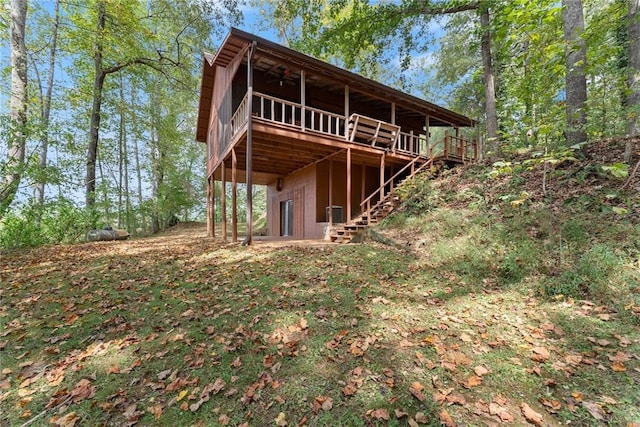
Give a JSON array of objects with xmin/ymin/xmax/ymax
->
[{"xmin": 359, "ymin": 156, "xmax": 433, "ymax": 223}]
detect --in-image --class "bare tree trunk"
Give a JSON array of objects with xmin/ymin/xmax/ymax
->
[
  {"xmin": 133, "ymin": 135, "xmax": 145, "ymax": 233},
  {"xmin": 86, "ymin": 0, "xmax": 107, "ymax": 215},
  {"xmin": 562, "ymin": 0, "xmax": 588, "ymax": 148},
  {"xmin": 36, "ymin": 0, "xmax": 60, "ymax": 207},
  {"xmin": 626, "ymin": 0, "xmax": 640, "ymax": 162},
  {"xmin": 480, "ymin": 5, "xmax": 499, "ymax": 161},
  {"xmin": 122, "ymin": 81, "xmax": 132, "ymax": 233},
  {"xmin": 97, "ymin": 150, "xmax": 109, "ymax": 222},
  {"xmin": 149, "ymin": 99, "xmax": 161, "ymax": 234},
  {"xmin": 128, "ymin": 86, "xmax": 146, "ymax": 233},
  {"xmin": 117, "ymin": 76, "xmax": 125, "ymax": 228},
  {"xmin": 1, "ymin": 0, "xmax": 28, "ymax": 216}
]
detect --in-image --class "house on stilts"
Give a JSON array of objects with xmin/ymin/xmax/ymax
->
[{"xmin": 196, "ymin": 28, "xmax": 477, "ymax": 244}]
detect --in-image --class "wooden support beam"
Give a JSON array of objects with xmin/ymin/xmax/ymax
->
[
  {"xmin": 380, "ymin": 152, "xmax": 385, "ymax": 202},
  {"xmin": 361, "ymin": 164, "xmax": 366, "ymax": 202},
  {"xmin": 213, "ymin": 175, "xmax": 217, "ymax": 237},
  {"xmin": 444, "ymin": 130, "xmax": 450, "ymax": 158},
  {"xmin": 344, "ymin": 85, "xmax": 349, "ymax": 120},
  {"xmin": 246, "ymin": 41, "xmax": 257, "ymax": 245},
  {"xmin": 347, "ymin": 147, "xmax": 352, "ymax": 224},
  {"xmin": 425, "ymin": 115, "xmax": 430, "ymax": 156},
  {"xmin": 221, "ymin": 160, "xmax": 227, "ymax": 241},
  {"xmin": 328, "ymin": 158, "xmax": 333, "ymax": 227},
  {"xmin": 301, "ymin": 70, "xmax": 306, "ymax": 131},
  {"xmin": 208, "ymin": 174, "xmax": 214, "ymax": 237},
  {"xmin": 232, "ymin": 149, "xmax": 238, "ymax": 242},
  {"xmin": 391, "ymin": 102, "xmax": 396, "ymax": 125}
]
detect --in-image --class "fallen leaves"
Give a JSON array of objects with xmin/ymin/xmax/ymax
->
[
  {"xmin": 3, "ymin": 226, "xmax": 640, "ymax": 427},
  {"xmin": 50, "ymin": 411, "xmax": 79, "ymax": 427},
  {"xmin": 520, "ymin": 402, "xmax": 544, "ymax": 426},
  {"xmin": 274, "ymin": 412, "xmax": 287, "ymax": 426},
  {"xmin": 489, "ymin": 400, "xmax": 514, "ymax": 422},
  {"xmin": 70, "ymin": 378, "xmax": 96, "ymax": 403},
  {"xmin": 409, "ymin": 381, "xmax": 427, "ymax": 402},
  {"xmin": 312, "ymin": 395, "xmax": 333, "ymax": 413},
  {"xmin": 439, "ymin": 409, "xmax": 455, "ymax": 427},
  {"xmin": 582, "ymin": 401, "xmax": 607, "ymax": 422},
  {"xmin": 473, "ymin": 365, "xmax": 490, "ymax": 377},
  {"xmin": 461, "ymin": 375, "xmax": 482, "ymax": 389},
  {"xmin": 368, "ymin": 408, "xmax": 390, "ymax": 421},
  {"xmin": 531, "ymin": 346, "xmax": 550, "ymax": 362}
]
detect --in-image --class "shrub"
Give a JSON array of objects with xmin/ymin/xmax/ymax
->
[{"xmin": 0, "ymin": 199, "xmax": 90, "ymax": 250}]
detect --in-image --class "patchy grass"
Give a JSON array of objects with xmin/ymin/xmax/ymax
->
[
  {"xmin": 2, "ymin": 224, "xmax": 639, "ymax": 426},
  {"xmin": 2, "ymin": 139, "xmax": 640, "ymax": 426}
]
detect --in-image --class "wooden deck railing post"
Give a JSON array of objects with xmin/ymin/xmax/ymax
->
[
  {"xmin": 462, "ymin": 138, "xmax": 466, "ymax": 163},
  {"xmin": 444, "ymin": 130, "xmax": 450, "ymax": 158},
  {"xmin": 301, "ymin": 70, "xmax": 306, "ymax": 131}
]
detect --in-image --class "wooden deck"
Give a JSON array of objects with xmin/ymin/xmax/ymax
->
[{"xmin": 222, "ymin": 92, "xmax": 478, "ymax": 171}]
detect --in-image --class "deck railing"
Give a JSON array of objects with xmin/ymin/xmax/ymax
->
[
  {"xmin": 396, "ymin": 131, "xmax": 427, "ymax": 155},
  {"xmin": 443, "ymin": 130, "xmax": 478, "ymax": 162},
  {"xmin": 230, "ymin": 92, "xmax": 478, "ymax": 161},
  {"xmin": 305, "ymin": 105, "xmax": 346, "ymax": 138},
  {"xmin": 359, "ymin": 157, "xmax": 433, "ymax": 224},
  {"xmin": 251, "ymin": 92, "xmax": 346, "ymax": 139},
  {"xmin": 230, "ymin": 93, "xmax": 249, "ymax": 138}
]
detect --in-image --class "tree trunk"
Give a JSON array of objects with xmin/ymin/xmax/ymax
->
[
  {"xmin": 36, "ymin": 0, "xmax": 60, "ymax": 207},
  {"xmin": 118, "ymin": 77, "xmax": 125, "ymax": 228},
  {"xmin": 129, "ymin": 86, "xmax": 146, "ymax": 233},
  {"xmin": 626, "ymin": 0, "xmax": 640, "ymax": 162},
  {"xmin": 149, "ymin": 100, "xmax": 161, "ymax": 234},
  {"xmin": 1, "ymin": 0, "xmax": 28, "ymax": 216},
  {"xmin": 122, "ymin": 82, "xmax": 132, "ymax": 233},
  {"xmin": 133, "ymin": 134, "xmax": 145, "ymax": 233},
  {"xmin": 562, "ymin": 0, "xmax": 588, "ymax": 148},
  {"xmin": 86, "ymin": 0, "xmax": 107, "ymax": 214},
  {"xmin": 480, "ymin": 5, "xmax": 499, "ymax": 161}
]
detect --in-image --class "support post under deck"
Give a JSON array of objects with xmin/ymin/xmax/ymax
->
[
  {"xmin": 347, "ymin": 147, "xmax": 352, "ymax": 224},
  {"xmin": 232, "ymin": 149, "xmax": 238, "ymax": 242},
  {"xmin": 245, "ymin": 41, "xmax": 256, "ymax": 245},
  {"xmin": 221, "ymin": 160, "xmax": 227, "ymax": 241},
  {"xmin": 380, "ymin": 153, "xmax": 385, "ymax": 202}
]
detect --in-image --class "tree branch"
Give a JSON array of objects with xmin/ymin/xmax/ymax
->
[{"xmin": 412, "ymin": 0, "xmax": 480, "ymax": 16}]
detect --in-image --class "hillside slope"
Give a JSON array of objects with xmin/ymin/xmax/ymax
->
[{"xmin": 1, "ymin": 139, "xmax": 639, "ymax": 426}]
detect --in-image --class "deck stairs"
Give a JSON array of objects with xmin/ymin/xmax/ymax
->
[{"xmin": 329, "ymin": 158, "xmax": 435, "ymax": 243}]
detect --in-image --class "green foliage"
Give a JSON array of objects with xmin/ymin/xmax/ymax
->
[
  {"xmin": 601, "ymin": 162, "xmax": 629, "ymax": 178},
  {"xmin": 0, "ymin": 199, "xmax": 90, "ymax": 250},
  {"xmin": 385, "ymin": 162, "xmax": 640, "ymax": 315},
  {"xmin": 542, "ymin": 244, "xmax": 624, "ymax": 301},
  {"xmin": 257, "ymin": 0, "xmax": 636, "ymax": 156}
]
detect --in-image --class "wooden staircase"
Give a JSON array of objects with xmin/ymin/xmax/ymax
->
[{"xmin": 329, "ymin": 157, "xmax": 434, "ymax": 243}]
